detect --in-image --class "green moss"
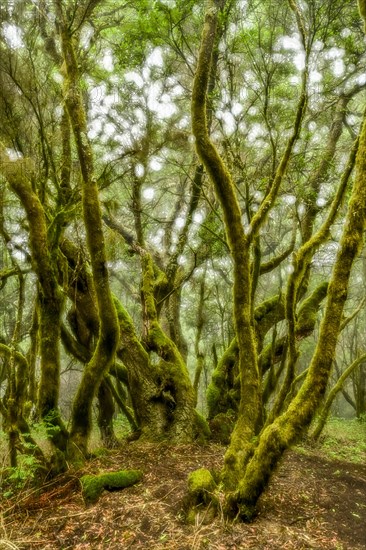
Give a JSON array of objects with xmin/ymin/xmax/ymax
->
[
  {"xmin": 296, "ymin": 282, "xmax": 328, "ymax": 335},
  {"xmin": 185, "ymin": 467, "xmax": 218, "ymax": 523},
  {"xmin": 254, "ymin": 294, "xmax": 285, "ymax": 345},
  {"xmin": 188, "ymin": 468, "xmax": 216, "ymax": 500},
  {"xmin": 206, "ymin": 338, "xmax": 239, "ymax": 419},
  {"xmin": 254, "ymin": 294, "xmax": 281, "ymax": 323},
  {"xmin": 209, "ymin": 411, "xmax": 236, "ymax": 444},
  {"xmin": 206, "ymin": 383, "xmax": 221, "ymax": 416},
  {"xmin": 193, "ymin": 411, "xmax": 211, "ymax": 442},
  {"xmin": 90, "ymin": 447, "xmax": 111, "ymax": 458},
  {"xmin": 81, "ymin": 469, "xmax": 143, "ymax": 505}
]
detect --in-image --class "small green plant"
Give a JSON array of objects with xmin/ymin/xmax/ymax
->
[
  {"xmin": 2, "ymin": 452, "xmax": 42, "ymax": 497},
  {"xmin": 42, "ymin": 409, "xmax": 62, "ymax": 439}
]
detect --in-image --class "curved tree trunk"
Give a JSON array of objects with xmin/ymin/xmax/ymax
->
[
  {"xmin": 54, "ymin": 1, "xmax": 119, "ymax": 459},
  {"xmin": 0, "ymin": 146, "xmax": 68, "ymax": 456},
  {"xmin": 190, "ymin": 0, "xmax": 366, "ymax": 521},
  {"xmin": 192, "ymin": 0, "xmax": 263, "ymax": 486}
]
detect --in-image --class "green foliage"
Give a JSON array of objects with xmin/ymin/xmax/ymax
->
[
  {"xmin": 2, "ymin": 450, "xmax": 43, "ymax": 497},
  {"xmin": 42, "ymin": 409, "xmax": 61, "ymax": 439},
  {"xmin": 111, "ymin": 0, "xmax": 201, "ymax": 70}
]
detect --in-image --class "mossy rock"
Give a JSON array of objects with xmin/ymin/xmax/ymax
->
[
  {"xmin": 188, "ymin": 468, "xmax": 216, "ymax": 500},
  {"xmin": 81, "ymin": 469, "xmax": 143, "ymax": 505},
  {"xmin": 185, "ymin": 468, "xmax": 218, "ymax": 523}
]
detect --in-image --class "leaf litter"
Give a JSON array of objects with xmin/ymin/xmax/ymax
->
[{"xmin": 1, "ymin": 442, "xmax": 366, "ymax": 549}]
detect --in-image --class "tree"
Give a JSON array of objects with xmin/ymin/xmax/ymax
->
[
  {"xmin": 188, "ymin": 0, "xmax": 366, "ymax": 520},
  {"xmin": 0, "ymin": 0, "xmax": 365, "ymax": 521},
  {"xmin": 0, "ymin": 0, "xmax": 209, "ymax": 465}
]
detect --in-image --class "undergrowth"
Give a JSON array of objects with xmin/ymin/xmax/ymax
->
[
  {"xmin": 297, "ymin": 417, "xmax": 366, "ymax": 463},
  {"xmin": 319, "ymin": 417, "xmax": 366, "ymax": 463}
]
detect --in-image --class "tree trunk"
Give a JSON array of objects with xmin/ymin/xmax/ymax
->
[
  {"xmin": 0, "ymin": 146, "xmax": 68, "ymax": 456},
  {"xmin": 54, "ymin": 1, "xmax": 119, "ymax": 459},
  {"xmin": 97, "ymin": 378, "xmax": 118, "ymax": 448},
  {"xmin": 189, "ymin": 0, "xmax": 366, "ymax": 521}
]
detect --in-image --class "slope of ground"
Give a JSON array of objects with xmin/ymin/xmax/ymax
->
[{"xmin": 1, "ymin": 438, "xmax": 366, "ymax": 550}]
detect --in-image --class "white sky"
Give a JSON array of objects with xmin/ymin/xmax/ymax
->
[
  {"xmin": 1, "ymin": 21, "xmax": 355, "ymax": 152},
  {"xmin": 2, "ymin": 22, "xmax": 23, "ymax": 48}
]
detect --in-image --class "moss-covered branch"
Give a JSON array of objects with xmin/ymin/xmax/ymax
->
[
  {"xmin": 259, "ymin": 230, "xmax": 296, "ymax": 275},
  {"xmin": 279, "ymin": 135, "xmax": 359, "ymax": 433},
  {"xmin": 260, "ymin": 282, "xmax": 328, "ymax": 378},
  {"xmin": 311, "ymin": 353, "xmax": 366, "ymax": 440},
  {"xmin": 81, "ymin": 469, "xmax": 143, "ymax": 505},
  {"xmin": 229, "ymin": 99, "xmax": 366, "ymax": 521}
]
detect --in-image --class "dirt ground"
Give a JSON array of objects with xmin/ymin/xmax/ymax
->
[{"xmin": 1, "ymin": 442, "xmax": 366, "ymax": 549}]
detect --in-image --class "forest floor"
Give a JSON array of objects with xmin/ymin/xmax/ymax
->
[{"xmin": 1, "ymin": 420, "xmax": 366, "ymax": 549}]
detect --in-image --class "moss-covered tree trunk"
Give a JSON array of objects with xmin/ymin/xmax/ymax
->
[
  {"xmin": 140, "ymin": 253, "xmax": 197, "ymax": 442},
  {"xmin": 229, "ymin": 36, "xmax": 366, "ymax": 525},
  {"xmin": 0, "ymin": 145, "xmax": 68, "ymax": 455},
  {"xmin": 61, "ymin": 234, "xmax": 198, "ymax": 442},
  {"xmin": 54, "ymin": 1, "xmax": 119, "ymax": 458},
  {"xmin": 114, "ymin": 297, "xmax": 176, "ymax": 440},
  {"xmin": 192, "ymin": 0, "xmax": 262, "ymax": 487},
  {"xmin": 191, "ymin": 0, "xmax": 307, "ymax": 490},
  {"xmin": 103, "ymin": 215, "xmax": 207, "ymax": 443},
  {"xmin": 190, "ymin": 0, "xmax": 366, "ymax": 521}
]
